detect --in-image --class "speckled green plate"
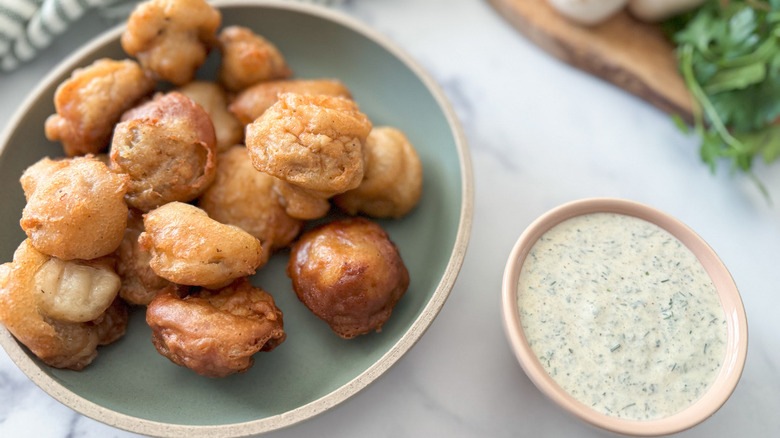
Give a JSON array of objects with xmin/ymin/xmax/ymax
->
[{"xmin": 0, "ymin": 1, "xmax": 473, "ymax": 436}]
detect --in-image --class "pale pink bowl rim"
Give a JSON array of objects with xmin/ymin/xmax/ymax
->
[{"xmin": 501, "ymin": 197, "xmax": 748, "ymax": 436}]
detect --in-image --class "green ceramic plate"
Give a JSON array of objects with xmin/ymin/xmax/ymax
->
[{"xmin": 0, "ymin": 1, "xmax": 472, "ymax": 436}]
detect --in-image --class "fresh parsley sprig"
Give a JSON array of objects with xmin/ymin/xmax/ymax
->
[{"xmin": 668, "ymin": 0, "xmax": 780, "ymax": 193}]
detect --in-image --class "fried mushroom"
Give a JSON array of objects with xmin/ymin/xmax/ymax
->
[
  {"xmin": 177, "ymin": 81, "xmax": 243, "ymax": 153},
  {"xmin": 139, "ymin": 202, "xmax": 264, "ymax": 289},
  {"xmin": 334, "ymin": 126, "xmax": 423, "ymax": 218},
  {"xmin": 35, "ymin": 255, "xmax": 121, "ymax": 323},
  {"xmin": 20, "ymin": 156, "xmax": 130, "ymax": 261},
  {"xmin": 0, "ymin": 240, "xmax": 127, "ymax": 370},
  {"xmin": 110, "ymin": 91, "xmax": 217, "ymax": 211},
  {"xmin": 92, "ymin": 297, "xmax": 130, "ymax": 346},
  {"xmin": 246, "ymin": 93, "xmax": 372, "ymax": 198},
  {"xmin": 271, "ymin": 178, "xmax": 331, "ymax": 220},
  {"xmin": 44, "ymin": 58, "xmax": 155, "ymax": 157},
  {"xmin": 146, "ymin": 279, "xmax": 286, "ymax": 377},
  {"xmin": 121, "ymin": 0, "xmax": 221, "ymax": 85},
  {"xmin": 287, "ymin": 217, "xmax": 409, "ymax": 339},
  {"xmin": 217, "ymin": 26, "xmax": 292, "ymax": 92},
  {"xmin": 229, "ymin": 79, "xmax": 352, "ymax": 126},
  {"xmin": 116, "ymin": 210, "xmax": 173, "ymax": 306},
  {"xmin": 198, "ymin": 146, "xmax": 303, "ymax": 266},
  {"xmin": 20, "ymin": 157, "xmax": 70, "ymax": 200}
]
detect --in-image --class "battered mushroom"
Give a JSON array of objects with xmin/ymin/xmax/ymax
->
[
  {"xmin": 110, "ymin": 91, "xmax": 217, "ymax": 211},
  {"xmin": 35, "ymin": 255, "xmax": 121, "ymax": 323},
  {"xmin": 92, "ymin": 297, "xmax": 130, "ymax": 346},
  {"xmin": 146, "ymin": 279, "xmax": 286, "ymax": 377},
  {"xmin": 246, "ymin": 93, "xmax": 372, "ymax": 198},
  {"xmin": 20, "ymin": 157, "xmax": 70, "ymax": 200},
  {"xmin": 177, "ymin": 81, "xmax": 243, "ymax": 153},
  {"xmin": 20, "ymin": 155, "xmax": 130, "ymax": 261},
  {"xmin": 44, "ymin": 58, "xmax": 155, "ymax": 157},
  {"xmin": 198, "ymin": 146, "xmax": 303, "ymax": 266},
  {"xmin": 229, "ymin": 79, "xmax": 352, "ymax": 126},
  {"xmin": 334, "ymin": 126, "xmax": 423, "ymax": 218},
  {"xmin": 139, "ymin": 202, "xmax": 264, "ymax": 289},
  {"xmin": 271, "ymin": 178, "xmax": 331, "ymax": 220},
  {"xmin": 121, "ymin": 0, "xmax": 221, "ymax": 85},
  {"xmin": 116, "ymin": 210, "xmax": 173, "ymax": 306},
  {"xmin": 217, "ymin": 26, "xmax": 292, "ymax": 92},
  {"xmin": 0, "ymin": 240, "xmax": 128, "ymax": 370},
  {"xmin": 287, "ymin": 217, "xmax": 409, "ymax": 339}
]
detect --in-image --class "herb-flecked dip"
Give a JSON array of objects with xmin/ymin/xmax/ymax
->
[{"xmin": 517, "ymin": 213, "xmax": 728, "ymax": 420}]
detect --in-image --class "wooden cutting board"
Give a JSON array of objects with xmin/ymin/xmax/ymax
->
[{"xmin": 488, "ymin": 0, "xmax": 695, "ymax": 123}]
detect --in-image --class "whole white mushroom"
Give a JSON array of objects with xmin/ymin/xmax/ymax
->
[
  {"xmin": 628, "ymin": 0, "xmax": 706, "ymax": 22},
  {"xmin": 546, "ymin": 0, "xmax": 629, "ymax": 26}
]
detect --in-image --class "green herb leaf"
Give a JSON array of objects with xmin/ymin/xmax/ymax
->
[
  {"xmin": 668, "ymin": 0, "xmax": 780, "ymax": 191},
  {"xmin": 704, "ymin": 62, "xmax": 765, "ymax": 94}
]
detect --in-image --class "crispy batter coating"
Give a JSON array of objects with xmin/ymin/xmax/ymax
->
[
  {"xmin": 121, "ymin": 0, "xmax": 221, "ymax": 85},
  {"xmin": 217, "ymin": 26, "xmax": 292, "ymax": 92},
  {"xmin": 20, "ymin": 156, "xmax": 130, "ymax": 260},
  {"xmin": 271, "ymin": 178, "xmax": 331, "ymax": 220},
  {"xmin": 92, "ymin": 297, "xmax": 130, "ymax": 346},
  {"xmin": 116, "ymin": 210, "xmax": 173, "ymax": 306},
  {"xmin": 334, "ymin": 127, "xmax": 423, "ymax": 218},
  {"xmin": 110, "ymin": 91, "xmax": 217, "ymax": 211},
  {"xmin": 139, "ymin": 202, "xmax": 264, "ymax": 289},
  {"xmin": 177, "ymin": 81, "xmax": 243, "ymax": 153},
  {"xmin": 246, "ymin": 93, "xmax": 371, "ymax": 197},
  {"xmin": 198, "ymin": 146, "xmax": 303, "ymax": 266},
  {"xmin": 44, "ymin": 58, "xmax": 155, "ymax": 157},
  {"xmin": 93, "ymin": 153, "xmax": 112, "ymax": 167},
  {"xmin": 229, "ymin": 79, "xmax": 352, "ymax": 126},
  {"xmin": 0, "ymin": 240, "xmax": 128, "ymax": 370},
  {"xmin": 20, "ymin": 157, "xmax": 70, "ymax": 201},
  {"xmin": 287, "ymin": 217, "xmax": 409, "ymax": 339},
  {"xmin": 146, "ymin": 279, "xmax": 286, "ymax": 377}
]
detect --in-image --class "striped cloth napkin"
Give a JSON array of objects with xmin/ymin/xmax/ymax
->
[
  {"xmin": 0, "ymin": 0, "xmax": 342, "ymax": 72},
  {"xmin": 0, "ymin": 0, "xmax": 127, "ymax": 71}
]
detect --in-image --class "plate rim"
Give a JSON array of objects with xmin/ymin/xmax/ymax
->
[{"xmin": 0, "ymin": 0, "xmax": 474, "ymax": 436}]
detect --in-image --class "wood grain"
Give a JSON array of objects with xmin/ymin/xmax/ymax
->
[{"xmin": 488, "ymin": 0, "xmax": 694, "ymax": 122}]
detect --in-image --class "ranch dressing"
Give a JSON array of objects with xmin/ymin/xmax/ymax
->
[{"xmin": 517, "ymin": 213, "xmax": 727, "ymax": 420}]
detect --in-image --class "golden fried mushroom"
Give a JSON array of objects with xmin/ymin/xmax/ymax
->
[
  {"xmin": 116, "ymin": 210, "xmax": 173, "ymax": 306},
  {"xmin": 287, "ymin": 217, "xmax": 409, "ymax": 339},
  {"xmin": 44, "ymin": 58, "xmax": 155, "ymax": 157},
  {"xmin": 92, "ymin": 297, "xmax": 130, "ymax": 346},
  {"xmin": 20, "ymin": 157, "xmax": 70, "ymax": 200},
  {"xmin": 229, "ymin": 79, "xmax": 352, "ymax": 126},
  {"xmin": 146, "ymin": 279, "xmax": 286, "ymax": 377},
  {"xmin": 139, "ymin": 202, "xmax": 264, "ymax": 289},
  {"xmin": 93, "ymin": 153, "xmax": 111, "ymax": 166},
  {"xmin": 35, "ymin": 255, "xmax": 121, "ymax": 323},
  {"xmin": 271, "ymin": 178, "xmax": 331, "ymax": 220},
  {"xmin": 121, "ymin": 0, "xmax": 221, "ymax": 85},
  {"xmin": 0, "ymin": 240, "xmax": 127, "ymax": 370},
  {"xmin": 110, "ymin": 91, "xmax": 217, "ymax": 211},
  {"xmin": 334, "ymin": 126, "xmax": 423, "ymax": 218},
  {"xmin": 198, "ymin": 146, "xmax": 303, "ymax": 265},
  {"xmin": 217, "ymin": 26, "xmax": 292, "ymax": 92},
  {"xmin": 20, "ymin": 156, "xmax": 130, "ymax": 261},
  {"xmin": 246, "ymin": 93, "xmax": 372, "ymax": 198},
  {"xmin": 177, "ymin": 81, "xmax": 243, "ymax": 153}
]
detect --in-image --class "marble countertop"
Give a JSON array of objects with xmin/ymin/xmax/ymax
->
[{"xmin": 1, "ymin": 0, "xmax": 779, "ymax": 436}]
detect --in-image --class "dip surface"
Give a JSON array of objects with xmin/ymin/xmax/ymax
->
[{"xmin": 517, "ymin": 212, "xmax": 727, "ymax": 420}]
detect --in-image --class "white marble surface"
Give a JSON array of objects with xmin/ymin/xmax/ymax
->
[{"xmin": 1, "ymin": 0, "xmax": 779, "ymax": 437}]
